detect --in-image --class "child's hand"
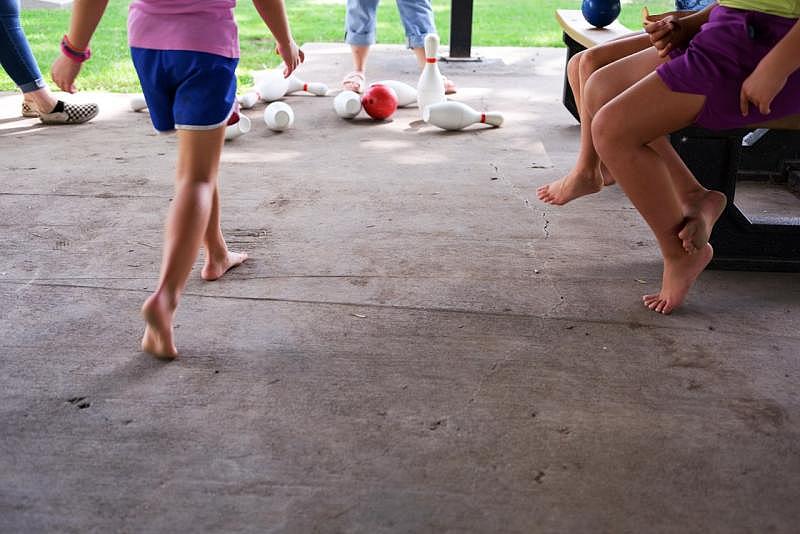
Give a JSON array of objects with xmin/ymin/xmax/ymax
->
[
  {"xmin": 276, "ymin": 39, "xmax": 304, "ymax": 78},
  {"xmin": 739, "ymin": 63, "xmax": 788, "ymax": 116},
  {"xmin": 50, "ymin": 55, "xmax": 83, "ymax": 93},
  {"xmin": 645, "ymin": 16, "xmax": 690, "ymax": 57}
]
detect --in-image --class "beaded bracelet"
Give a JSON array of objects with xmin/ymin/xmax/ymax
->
[{"xmin": 61, "ymin": 35, "xmax": 91, "ymax": 63}]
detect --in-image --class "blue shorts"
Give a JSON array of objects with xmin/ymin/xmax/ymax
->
[{"xmin": 130, "ymin": 47, "xmax": 238, "ymax": 133}]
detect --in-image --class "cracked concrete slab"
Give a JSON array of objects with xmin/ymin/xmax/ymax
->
[{"xmin": 1, "ymin": 44, "xmax": 799, "ymax": 533}]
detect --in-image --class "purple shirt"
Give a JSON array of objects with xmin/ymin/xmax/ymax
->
[{"xmin": 128, "ymin": 0, "xmax": 240, "ymax": 58}]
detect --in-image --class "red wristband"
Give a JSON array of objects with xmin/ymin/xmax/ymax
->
[{"xmin": 61, "ymin": 35, "xmax": 91, "ymax": 63}]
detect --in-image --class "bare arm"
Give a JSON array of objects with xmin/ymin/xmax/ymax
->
[
  {"xmin": 50, "ymin": 0, "xmax": 109, "ymax": 93},
  {"xmin": 645, "ymin": 2, "xmax": 718, "ymax": 57},
  {"xmin": 740, "ymin": 18, "xmax": 800, "ymax": 116},
  {"xmin": 252, "ymin": 0, "xmax": 304, "ymax": 76}
]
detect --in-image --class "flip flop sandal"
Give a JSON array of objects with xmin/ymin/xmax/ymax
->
[
  {"xmin": 39, "ymin": 101, "xmax": 99, "ymax": 125},
  {"xmin": 342, "ymin": 70, "xmax": 366, "ymax": 94},
  {"xmin": 21, "ymin": 101, "xmax": 39, "ymax": 117}
]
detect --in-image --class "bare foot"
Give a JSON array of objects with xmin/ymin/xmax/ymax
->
[
  {"xmin": 202, "ymin": 251, "xmax": 248, "ymax": 281},
  {"xmin": 537, "ymin": 168, "xmax": 603, "ymax": 205},
  {"xmin": 643, "ymin": 244, "xmax": 713, "ymax": 314},
  {"xmin": 678, "ymin": 190, "xmax": 727, "ymax": 253},
  {"xmin": 141, "ymin": 291, "xmax": 177, "ymax": 359}
]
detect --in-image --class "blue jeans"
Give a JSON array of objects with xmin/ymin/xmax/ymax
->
[
  {"xmin": 0, "ymin": 0, "xmax": 45, "ymax": 92},
  {"xmin": 345, "ymin": 0, "xmax": 436, "ymax": 49}
]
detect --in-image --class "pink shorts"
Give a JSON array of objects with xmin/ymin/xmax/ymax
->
[{"xmin": 656, "ymin": 6, "xmax": 800, "ymax": 129}]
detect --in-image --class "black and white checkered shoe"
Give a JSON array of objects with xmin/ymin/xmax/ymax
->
[
  {"xmin": 21, "ymin": 101, "xmax": 39, "ymax": 117},
  {"xmin": 39, "ymin": 101, "xmax": 99, "ymax": 125}
]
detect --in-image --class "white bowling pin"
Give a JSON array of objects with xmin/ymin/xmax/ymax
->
[
  {"xmin": 286, "ymin": 74, "xmax": 329, "ymax": 96},
  {"xmin": 423, "ymin": 101, "xmax": 504, "ymax": 130},
  {"xmin": 370, "ymin": 80, "xmax": 417, "ymax": 107},
  {"xmin": 224, "ymin": 114, "xmax": 252, "ymax": 141},
  {"xmin": 264, "ymin": 101, "xmax": 294, "ymax": 131},
  {"xmin": 333, "ymin": 90, "xmax": 362, "ymax": 119},
  {"xmin": 130, "ymin": 94, "xmax": 147, "ymax": 112},
  {"xmin": 255, "ymin": 71, "xmax": 290, "ymax": 102},
  {"xmin": 416, "ymin": 34, "xmax": 446, "ymax": 118},
  {"xmin": 238, "ymin": 91, "xmax": 260, "ymax": 109}
]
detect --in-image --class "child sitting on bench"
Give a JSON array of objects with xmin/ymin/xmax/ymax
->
[{"xmin": 587, "ymin": 1, "xmax": 800, "ymax": 313}]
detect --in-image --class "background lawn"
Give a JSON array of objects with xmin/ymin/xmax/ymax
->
[{"xmin": 4, "ymin": 0, "xmax": 673, "ymax": 93}]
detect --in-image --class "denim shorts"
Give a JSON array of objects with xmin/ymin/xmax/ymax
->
[
  {"xmin": 345, "ymin": 0, "xmax": 436, "ymax": 48},
  {"xmin": 130, "ymin": 47, "xmax": 238, "ymax": 133}
]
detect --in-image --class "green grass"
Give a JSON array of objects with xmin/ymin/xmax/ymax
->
[{"xmin": 4, "ymin": 0, "xmax": 674, "ymax": 92}]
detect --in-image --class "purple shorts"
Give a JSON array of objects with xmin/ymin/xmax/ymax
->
[{"xmin": 656, "ymin": 6, "xmax": 800, "ymax": 129}]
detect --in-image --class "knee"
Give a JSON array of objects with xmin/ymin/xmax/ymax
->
[
  {"xmin": 591, "ymin": 105, "xmax": 624, "ymax": 159},
  {"xmin": 567, "ymin": 52, "xmax": 582, "ymax": 89},
  {"xmin": 578, "ymin": 48, "xmax": 605, "ymax": 81}
]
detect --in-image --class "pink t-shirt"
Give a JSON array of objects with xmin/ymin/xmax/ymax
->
[{"xmin": 128, "ymin": 0, "xmax": 240, "ymax": 58}]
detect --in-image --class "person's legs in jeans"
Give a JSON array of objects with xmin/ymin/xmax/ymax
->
[
  {"xmin": 396, "ymin": 0, "xmax": 456, "ymax": 92},
  {"xmin": 343, "ymin": 0, "xmax": 378, "ymax": 91},
  {"xmin": 0, "ymin": 0, "xmax": 58, "ymax": 114}
]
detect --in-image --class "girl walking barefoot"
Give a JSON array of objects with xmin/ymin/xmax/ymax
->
[{"xmin": 51, "ymin": 0, "xmax": 303, "ymax": 357}]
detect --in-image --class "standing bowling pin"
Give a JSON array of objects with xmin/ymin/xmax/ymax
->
[
  {"xmin": 416, "ymin": 34, "xmax": 446, "ymax": 118},
  {"xmin": 264, "ymin": 102, "xmax": 294, "ymax": 131},
  {"xmin": 287, "ymin": 74, "xmax": 329, "ymax": 96},
  {"xmin": 370, "ymin": 80, "xmax": 417, "ymax": 107},
  {"xmin": 423, "ymin": 101, "xmax": 504, "ymax": 130},
  {"xmin": 334, "ymin": 90, "xmax": 362, "ymax": 119}
]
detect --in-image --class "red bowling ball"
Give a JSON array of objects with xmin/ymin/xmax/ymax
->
[{"xmin": 361, "ymin": 84, "xmax": 398, "ymax": 120}]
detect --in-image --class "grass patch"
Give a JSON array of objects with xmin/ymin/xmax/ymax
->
[{"xmin": 5, "ymin": 0, "xmax": 673, "ymax": 93}]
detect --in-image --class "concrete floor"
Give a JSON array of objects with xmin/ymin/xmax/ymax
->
[{"xmin": 1, "ymin": 44, "xmax": 799, "ymax": 533}]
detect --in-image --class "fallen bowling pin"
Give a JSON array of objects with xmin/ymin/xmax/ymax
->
[
  {"xmin": 264, "ymin": 101, "xmax": 294, "ymax": 131},
  {"xmin": 225, "ymin": 114, "xmax": 251, "ymax": 141},
  {"xmin": 370, "ymin": 80, "xmax": 417, "ymax": 107},
  {"xmin": 130, "ymin": 94, "xmax": 147, "ymax": 112},
  {"xmin": 423, "ymin": 101, "xmax": 504, "ymax": 130},
  {"xmin": 287, "ymin": 74, "xmax": 328, "ymax": 96},
  {"xmin": 334, "ymin": 90, "xmax": 362, "ymax": 119},
  {"xmin": 255, "ymin": 71, "xmax": 290, "ymax": 102},
  {"xmin": 238, "ymin": 91, "xmax": 260, "ymax": 109}
]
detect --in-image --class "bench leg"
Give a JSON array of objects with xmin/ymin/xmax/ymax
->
[
  {"xmin": 671, "ymin": 128, "xmax": 800, "ymax": 272},
  {"xmin": 562, "ymin": 32, "xmax": 584, "ymax": 123}
]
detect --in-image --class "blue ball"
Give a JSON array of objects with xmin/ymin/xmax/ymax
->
[{"xmin": 581, "ymin": 0, "xmax": 621, "ymax": 28}]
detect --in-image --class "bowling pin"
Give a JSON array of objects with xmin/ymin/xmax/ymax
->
[
  {"xmin": 225, "ymin": 114, "xmax": 251, "ymax": 141},
  {"xmin": 287, "ymin": 74, "xmax": 329, "ymax": 96},
  {"xmin": 130, "ymin": 94, "xmax": 147, "ymax": 112},
  {"xmin": 423, "ymin": 101, "xmax": 504, "ymax": 131},
  {"xmin": 370, "ymin": 80, "xmax": 417, "ymax": 107},
  {"xmin": 416, "ymin": 34, "xmax": 446, "ymax": 118},
  {"xmin": 264, "ymin": 101, "xmax": 294, "ymax": 131},
  {"xmin": 255, "ymin": 71, "xmax": 290, "ymax": 102},
  {"xmin": 334, "ymin": 90, "xmax": 362, "ymax": 119},
  {"xmin": 238, "ymin": 91, "xmax": 260, "ymax": 110}
]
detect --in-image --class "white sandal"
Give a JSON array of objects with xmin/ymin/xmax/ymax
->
[{"xmin": 342, "ymin": 70, "xmax": 366, "ymax": 94}]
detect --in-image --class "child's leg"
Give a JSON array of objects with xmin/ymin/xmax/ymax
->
[
  {"xmin": 538, "ymin": 35, "xmax": 660, "ymax": 205},
  {"xmin": 200, "ymin": 184, "xmax": 248, "ymax": 281},
  {"xmin": 141, "ymin": 126, "xmax": 226, "ymax": 358},
  {"xmin": 591, "ymin": 72, "xmax": 709, "ymax": 314}
]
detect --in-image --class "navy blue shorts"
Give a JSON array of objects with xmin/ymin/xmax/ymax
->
[{"xmin": 130, "ymin": 47, "xmax": 238, "ymax": 133}]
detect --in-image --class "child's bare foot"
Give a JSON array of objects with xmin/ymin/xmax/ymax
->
[
  {"xmin": 643, "ymin": 243, "xmax": 713, "ymax": 314},
  {"xmin": 201, "ymin": 251, "xmax": 248, "ymax": 281},
  {"xmin": 678, "ymin": 190, "xmax": 726, "ymax": 253},
  {"xmin": 141, "ymin": 291, "xmax": 177, "ymax": 359},
  {"xmin": 537, "ymin": 168, "xmax": 603, "ymax": 205}
]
